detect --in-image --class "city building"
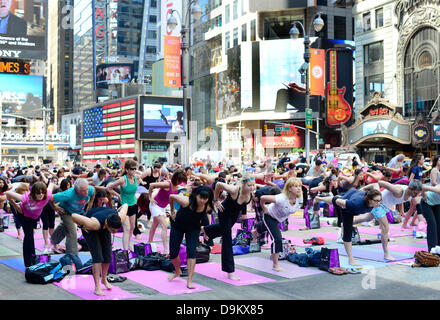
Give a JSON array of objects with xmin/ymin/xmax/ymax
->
[
  {"xmin": 73, "ymin": 0, "xmax": 159, "ymax": 112},
  {"xmin": 189, "ymin": 0, "xmax": 354, "ymax": 163},
  {"xmin": 47, "ymin": 0, "xmax": 74, "ymax": 132},
  {"xmin": 347, "ymin": 0, "xmax": 440, "ymax": 160}
]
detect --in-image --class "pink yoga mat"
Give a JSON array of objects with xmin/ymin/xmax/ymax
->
[
  {"xmin": 53, "ymin": 274, "xmax": 139, "ymax": 300},
  {"xmin": 357, "ymin": 227, "xmax": 413, "ymax": 237},
  {"xmin": 280, "ymin": 235, "xmax": 312, "ymax": 247},
  {"xmin": 4, "ymin": 230, "xmax": 44, "ymax": 240},
  {"xmin": 235, "ymin": 256, "xmax": 325, "ymax": 279},
  {"xmin": 372, "ymin": 244, "xmax": 425, "ymax": 254},
  {"xmin": 195, "ymin": 262, "xmax": 275, "ymax": 286},
  {"xmin": 288, "ymin": 223, "xmax": 303, "ymax": 231},
  {"xmin": 121, "ymin": 270, "xmax": 211, "ymax": 295},
  {"xmin": 114, "ymin": 232, "xmax": 162, "ymax": 242}
]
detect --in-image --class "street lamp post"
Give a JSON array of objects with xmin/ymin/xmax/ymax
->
[
  {"xmin": 290, "ymin": 13, "xmax": 324, "ymax": 162},
  {"xmin": 167, "ymin": 1, "xmax": 202, "ymax": 165},
  {"xmin": 238, "ymin": 106, "xmax": 252, "ymax": 168}
]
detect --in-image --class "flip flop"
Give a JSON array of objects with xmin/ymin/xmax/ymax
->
[
  {"xmin": 107, "ymin": 276, "xmax": 118, "ymax": 283},
  {"xmin": 328, "ymin": 267, "xmax": 346, "ymax": 275}
]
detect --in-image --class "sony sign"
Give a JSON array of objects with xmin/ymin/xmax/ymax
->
[{"xmin": 0, "ymin": 50, "xmax": 23, "ymax": 58}]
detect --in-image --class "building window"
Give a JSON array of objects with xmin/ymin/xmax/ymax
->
[
  {"xmin": 241, "ymin": 23, "xmax": 247, "ymax": 42},
  {"xmin": 147, "ymin": 30, "xmax": 157, "ymax": 39},
  {"xmin": 149, "ymin": 15, "xmax": 157, "ymax": 23},
  {"xmin": 250, "ymin": 19, "xmax": 256, "ymax": 41},
  {"xmin": 317, "ymin": 0, "xmax": 327, "ymax": 5},
  {"xmin": 334, "ymin": 16, "xmax": 346, "ymax": 40},
  {"xmin": 363, "ymin": 12, "xmax": 371, "ymax": 31},
  {"xmin": 225, "ymin": 31, "xmax": 230, "ymax": 54},
  {"xmin": 241, "ymin": 0, "xmax": 245, "ymax": 15},
  {"xmin": 150, "ymin": 0, "xmax": 157, "ymax": 8},
  {"xmin": 233, "ymin": 27, "xmax": 238, "ymax": 46},
  {"xmin": 364, "ymin": 41, "xmax": 383, "ymax": 64},
  {"xmin": 146, "ymin": 46, "xmax": 156, "ymax": 54},
  {"xmin": 225, "ymin": 4, "xmax": 230, "ymax": 24},
  {"xmin": 364, "ymin": 74, "xmax": 384, "ymax": 102},
  {"xmin": 375, "ymin": 8, "xmax": 383, "ymax": 28},
  {"xmin": 233, "ymin": 0, "xmax": 238, "ymax": 20}
]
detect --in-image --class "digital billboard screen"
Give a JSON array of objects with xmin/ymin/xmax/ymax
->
[
  {"xmin": 433, "ymin": 124, "xmax": 440, "ymax": 143},
  {"xmin": 0, "ymin": 73, "xmax": 43, "ymax": 117},
  {"xmin": 0, "ymin": 0, "xmax": 47, "ymax": 59},
  {"xmin": 96, "ymin": 63, "xmax": 133, "ymax": 87},
  {"xmin": 138, "ymin": 96, "xmax": 187, "ymax": 140}
]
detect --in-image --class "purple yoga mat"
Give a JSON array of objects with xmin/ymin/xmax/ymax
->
[
  {"xmin": 235, "ymin": 256, "xmax": 325, "ymax": 279},
  {"xmin": 121, "ymin": 270, "xmax": 211, "ymax": 295},
  {"xmin": 195, "ymin": 262, "xmax": 275, "ymax": 286},
  {"xmin": 357, "ymin": 227, "xmax": 413, "ymax": 237},
  {"xmin": 372, "ymin": 244, "xmax": 425, "ymax": 254},
  {"xmin": 4, "ymin": 230, "xmax": 44, "ymax": 240},
  {"xmin": 53, "ymin": 274, "xmax": 139, "ymax": 300},
  {"xmin": 339, "ymin": 247, "xmax": 413, "ymax": 262}
]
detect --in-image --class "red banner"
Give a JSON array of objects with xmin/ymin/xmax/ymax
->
[{"xmin": 310, "ymin": 49, "xmax": 325, "ymax": 96}]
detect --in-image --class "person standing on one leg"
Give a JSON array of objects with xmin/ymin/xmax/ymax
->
[
  {"xmin": 168, "ymin": 186, "xmax": 214, "ymax": 289},
  {"xmin": 315, "ymin": 189, "xmax": 382, "ymax": 266},
  {"xmin": 202, "ymin": 175, "xmax": 256, "ymax": 281},
  {"xmin": 252, "ymin": 178, "xmax": 302, "ymax": 271}
]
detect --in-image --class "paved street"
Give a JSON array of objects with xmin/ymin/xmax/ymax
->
[{"xmin": 1, "ymin": 213, "xmax": 439, "ymax": 301}]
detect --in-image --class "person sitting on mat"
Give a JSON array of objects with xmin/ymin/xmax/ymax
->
[
  {"xmin": 355, "ymin": 180, "xmax": 424, "ymax": 261},
  {"xmin": 251, "ymin": 178, "xmax": 302, "ymax": 272},
  {"xmin": 167, "ymin": 186, "xmax": 214, "ymax": 289},
  {"xmin": 202, "ymin": 175, "xmax": 256, "ymax": 281},
  {"xmin": 66, "ymin": 203, "xmax": 128, "ymax": 296},
  {"xmin": 315, "ymin": 188, "xmax": 382, "ymax": 266}
]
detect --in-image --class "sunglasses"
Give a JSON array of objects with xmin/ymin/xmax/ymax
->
[
  {"xmin": 371, "ymin": 199, "xmax": 382, "ymax": 203},
  {"xmin": 128, "ymin": 167, "xmax": 137, "ymax": 170}
]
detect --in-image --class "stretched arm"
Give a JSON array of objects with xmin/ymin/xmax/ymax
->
[
  {"xmin": 138, "ymin": 167, "xmax": 152, "ymax": 180},
  {"xmin": 71, "ymin": 213, "xmax": 101, "ymax": 231},
  {"xmin": 377, "ymin": 181, "xmax": 404, "ymax": 197},
  {"xmin": 310, "ymin": 183, "xmax": 326, "ymax": 194},
  {"xmin": 360, "ymin": 182, "xmax": 380, "ymax": 192},
  {"xmin": 106, "ymin": 178, "xmax": 124, "ymax": 200},
  {"xmin": 169, "ymin": 194, "xmax": 190, "ymax": 220},
  {"xmin": 422, "ymin": 185, "xmax": 440, "ymax": 194},
  {"xmin": 148, "ymin": 181, "xmax": 170, "ymax": 205}
]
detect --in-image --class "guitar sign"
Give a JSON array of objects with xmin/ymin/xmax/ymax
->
[{"xmin": 326, "ymin": 50, "xmax": 352, "ymax": 126}]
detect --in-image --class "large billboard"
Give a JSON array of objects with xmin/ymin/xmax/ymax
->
[
  {"xmin": 82, "ymin": 98, "xmax": 136, "ymax": 161},
  {"xmin": 96, "ymin": 63, "xmax": 133, "ymax": 87},
  {"xmin": 0, "ymin": 73, "xmax": 43, "ymax": 117},
  {"xmin": 138, "ymin": 96, "xmax": 187, "ymax": 140},
  {"xmin": 0, "ymin": 0, "xmax": 47, "ymax": 59}
]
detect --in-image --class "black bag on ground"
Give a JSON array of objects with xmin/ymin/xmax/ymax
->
[
  {"xmin": 25, "ymin": 262, "xmax": 68, "ymax": 284},
  {"xmin": 232, "ymin": 229, "xmax": 252, "ymax": 246},
  {"xmin": 77, "ymin": 236, "xmax": 89, "ymax": 252},
  {"xmin": 138, "ymin": 252, "xmax": 167, "ymax": 271},
  {"xmin": 319, "ymin": 247, "xmax": 340, "ymax": 271},
  {"xmin": 160, "ymin": 259, "xmax": 175, "ymax": 272},
  {"xmin": 196, "ymin": 243, "xmax": 211, "ymax": 264},
  {"xmin": 352, "ymin": 226, "xmax": 360, "ymax": 245}
]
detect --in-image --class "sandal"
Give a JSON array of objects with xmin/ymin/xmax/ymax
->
[{"xmin": 328, "ymin": 267, "xmax": 347, "ymax": 275}]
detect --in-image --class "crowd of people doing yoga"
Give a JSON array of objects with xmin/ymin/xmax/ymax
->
[{"xmin": 1, "ymin": 150, "xmax": 440, "ymax": 294}]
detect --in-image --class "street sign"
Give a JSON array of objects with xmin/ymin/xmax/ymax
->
[
  {"xmin": 319, "ymin": 138, "xmax": 324, "ymax": 145},
  {"xmin": 306, "ymin": 108, "xmax": 313, "ymax": 129}
]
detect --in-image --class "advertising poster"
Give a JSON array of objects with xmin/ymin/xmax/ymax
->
[
  {"xmin": 164, "ymin": 35, "xmax": 181, "ymax": 87},
  {"xmin": 0, "ymin": 0, "xmax": 47, "ymax": 59}
]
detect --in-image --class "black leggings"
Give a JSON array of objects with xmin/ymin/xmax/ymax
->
[
  {"xmin": 40, "ymin": 204, "xmax": 55, "ymax": 230},
  {"xmin": 10, "ymin": 205, "xmax": 22, "ymax": 229},
  {"xmin": 204, "ymin": 209, "xmax": 240, "ymax": 273},
  {"xmin": 16, "ymin": 214, "xmax": 39, "ymax": 267},
  {"xmin": 82, "ymin": 228, "xmax": 112, "ymax": 264},
  {"xmin": 169, "ymin": 222, "xmax": 200, "ymax": 260},
  {"xmin": 421, "ymin": 201, "xmax": 440, "ymax": 252},
  {"xmin": 332, "ymin": 197, "xmax": 354, "ymax": 243},
  {"xmin": 256, "ymin": 214, "xmax": 283, "ymax": 254}
]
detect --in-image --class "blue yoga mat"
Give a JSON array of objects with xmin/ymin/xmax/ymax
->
[
  {"xmin": 338, "ymin": 247, "xmax": 414, "ymax": 262},
  {"xmin": 0, "ymin": 258, "xmax": 26, "ymax": 272}
]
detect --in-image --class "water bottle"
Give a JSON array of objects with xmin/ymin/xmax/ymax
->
[
  {"xmin": 377, "ymin": 232, "xmax": 381, "ymax": 240},
  {"xmin": 412, "ymin": 227, "xmax": 417, "ymax": 239}
]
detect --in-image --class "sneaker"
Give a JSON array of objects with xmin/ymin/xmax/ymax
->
[{"xmin": 42, "ymin": 248, "xmax": 51, "ymax": 255}]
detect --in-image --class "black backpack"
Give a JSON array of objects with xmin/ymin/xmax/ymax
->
[
  {"xmin": 196, "ymin": 243, "xmax": 211, "ymax": 264},
  {"xmin": 25, "ymin": 262, "xmax": 68, "ymax": 284}
]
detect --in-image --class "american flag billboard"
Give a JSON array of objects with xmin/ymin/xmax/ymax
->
[{"xmin": 82, "ymin": 98, "xmax": 136, "ymax": 161}]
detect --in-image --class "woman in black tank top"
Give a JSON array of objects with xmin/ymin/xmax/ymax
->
[
  {"xmin": 202, "ymin": 175, "xmax": 256, "ymax": 281},
  {"xmin": 168, "ymin": 186, "xmax": 214, "ymax": 289}
]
